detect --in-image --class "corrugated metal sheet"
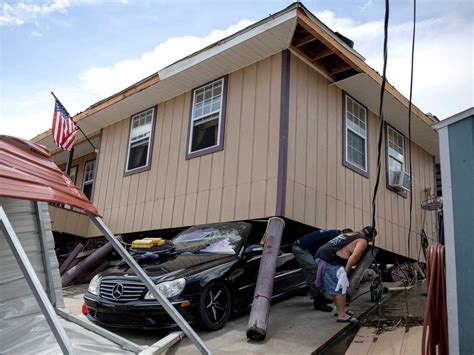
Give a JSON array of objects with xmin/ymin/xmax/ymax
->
[
  {"xmin": 0, "ymin": 199, "xmax": 64, "ymax": 328},
  {"xmin": 0, "ymin": 136, "xmax": 99, "ymax": 216}
]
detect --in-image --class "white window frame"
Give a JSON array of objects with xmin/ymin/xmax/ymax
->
[
  {"xmin": 125, "ymin": 107, "xmax": 155, "ymax": 174},
  {"xmin": 82, "ymin": 160, "xmax": 96, "ymax": 200},
  {"xmin": 387, "ymin": 125, "xmax": 406, "ymax": 186},
  {"xmin": 188, "ymin": 78, "xmax": 225, "ymax": 156},
  {"xmin": 344, "ymin": 94, "xmax": 368, "ymax": 173}
]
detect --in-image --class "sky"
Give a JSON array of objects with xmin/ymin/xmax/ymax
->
[{"xmin": 1, "ymin": 0, "xmax": 473, "ymax": 139}]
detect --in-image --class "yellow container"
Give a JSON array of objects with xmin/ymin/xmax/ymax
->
[{"xmin": 131, "ymin": 238, "xmax": 166, "ymax": 249}]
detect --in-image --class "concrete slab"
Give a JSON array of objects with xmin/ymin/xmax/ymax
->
[
  {"xmin": 63, "ymin": 284, "xmax": 89, "ymax": 315},
  {"xmin": 167, "ymin": 295, "xmax": 349, "ymax": 354},
  {"xmin": 346, "ymin": 326, "xmax": 423, "ymax": 355},
  {"xmin": 61, "ymin": 282, "xmax": 382, "ymax": 354}
]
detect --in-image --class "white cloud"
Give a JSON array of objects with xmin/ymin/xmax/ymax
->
[
  {"xmin": 314, "ymin": 10, "xmax": 473, "ymax": 118},
  {"xmin": 0, "ymin": 19, "xmax": 254, "ymax": 139},
  {"xmin": 2, "ymin": 9, "xmax": 472, "ymax": 141},
  {"xmin": 0, "ymin": 0, "xmax": 108, "ymax": 27},
  {"xmin": 0, "ymin": 0, "xmax": 70, "ymax": 27},
  {"xmin": 81, "ymin": 19, "xmax": 254, "ymax": 98}
]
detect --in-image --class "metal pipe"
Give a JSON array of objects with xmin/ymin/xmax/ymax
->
[
  {"xmin": 0, "ymin": 206, "xmax": 74, "ymax": 355},
  {"xmin": 246, "ymin": 217, "xmax": 285, "ymax": 340},
  {"xmin": 34, "ymin": 201, "xmax": 57, "ymax": 306},
  {"xmin": 89, "ymin": 215, "xmax": 211, "ymax": 355}
]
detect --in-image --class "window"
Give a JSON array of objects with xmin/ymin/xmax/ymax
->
[
  {"xmin": 386, "ymin": 125, "xmax": 405, "ymax": 187},
  {"xmin": 82, "ymin": 160, "xmax": 96, "ymax": 200},
  {"xmin": 344, "ymin": 94, "xmax": 368, "ymax": 176},
  {"xmin": 63, "ymin": 165, "xmax": 77, "ymax": 185},
  {"xmin": 187, "ymin": 77, "xmax": 227, "ymax": 158},
  {"xmin": 69, "ymin": 166, "xmax": 78, "ymax": 185},
  {"xmin": 125, "ymin": 107, "xmax": 155, "ymax": 174}
]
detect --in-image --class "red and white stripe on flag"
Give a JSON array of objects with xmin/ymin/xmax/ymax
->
[{"xmin": 52, "ymin": 98, "xmax": 78, "ymax": 151}]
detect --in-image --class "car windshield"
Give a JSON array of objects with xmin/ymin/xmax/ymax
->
[{"xmin": 172, "ymin": 223, "xmax": 249, "ymax": 254}]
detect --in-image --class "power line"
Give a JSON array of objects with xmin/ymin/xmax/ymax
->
[
  {"xmin": 407, "ymin": 0, "xmax": 416, "ymax": 258},
  {"xmin": 371, "ymin": 0, "xmax": 390, "ymax": 241}
]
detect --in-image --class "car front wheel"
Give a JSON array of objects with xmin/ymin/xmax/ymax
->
[{"xmin": 197, "ymin": 280, "xmax": 231, "ymax": 331}]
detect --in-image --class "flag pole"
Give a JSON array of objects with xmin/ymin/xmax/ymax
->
[{"xmin": 50, "ymin": 92, "xmax": 98, "ymax": 153}]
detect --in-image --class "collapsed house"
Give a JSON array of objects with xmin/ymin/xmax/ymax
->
[{"xmin": 32, "ymin": 2, "xmax": 440, "ymax": 262}]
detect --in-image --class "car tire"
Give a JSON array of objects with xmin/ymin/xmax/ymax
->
[{"xmin": 197, "ymin": 280, "xmax": 231, "ymax": 331}]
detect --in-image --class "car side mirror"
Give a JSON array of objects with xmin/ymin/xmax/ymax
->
[{"xmin": 243, "ymin": 245, "xmax": 263, "ymax": 260}]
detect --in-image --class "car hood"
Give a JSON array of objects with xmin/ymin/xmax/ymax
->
[{"xmin": 101, "ymin": 252, "xmax": 238, "ymax": 281}]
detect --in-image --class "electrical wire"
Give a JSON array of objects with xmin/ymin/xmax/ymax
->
[
  {"xmin": 371, "ymin": 0, "xmax": 390, "ymax": 244},
  {"xmin": 407, "ymin": 0, "xmax": 416, "ymax": 258}
]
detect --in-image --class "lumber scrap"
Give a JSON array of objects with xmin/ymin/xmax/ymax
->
[
  {"xmin": 246, "ymin": 217, "xmax": 285, "ymax": 341},
  {"xmin": 62, "ymin": 242, "xmax": 113, "ymax": 286},
  {"xmin": 59, "ymin": 243, "xmax": 83, "ymax": 275}
]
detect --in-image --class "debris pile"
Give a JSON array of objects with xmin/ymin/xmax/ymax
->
[{"xmin": 59, "ymin": 241, "xmax": 113, "ymax": 286}]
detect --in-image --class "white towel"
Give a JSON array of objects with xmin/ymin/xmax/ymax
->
[{"xmin": 335, "ymin": 267, "xmax": 350, "ymax": 294}]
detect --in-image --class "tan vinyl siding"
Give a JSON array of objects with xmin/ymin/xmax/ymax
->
[
  {"xmin": 48, "ymin": 152, "xmax": 98, "ymax": 237},
  {"xmin": 285, "ymin": 54, "xmax": 436, "ymax": 259},
  {"xmin": 91, "ymin": 53, "xmax": 282, "ymax": 236}
]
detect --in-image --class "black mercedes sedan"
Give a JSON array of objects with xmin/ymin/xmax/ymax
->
[{"xmin": 83, "ymin": 221, "xmax": 306, "ymax": 331}]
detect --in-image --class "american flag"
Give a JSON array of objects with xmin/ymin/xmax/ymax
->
[{"xmin": 52, "ymin": 98, "xmax": 78, "ymax": 151}]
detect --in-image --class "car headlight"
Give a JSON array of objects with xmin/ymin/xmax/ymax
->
[
  {"xmin": 144, "ymin": 278, "xmax": 186, "ymax": 300},
  {"xmin": 88, "ymin": 275, "xmax": 101, "ymax": 295}
]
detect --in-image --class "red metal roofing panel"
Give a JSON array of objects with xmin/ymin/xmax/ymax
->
[{"xmin": 0, "ymin": 135, "xmax": 99, "ymax": 216}]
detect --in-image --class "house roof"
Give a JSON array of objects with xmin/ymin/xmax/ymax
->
[
  {"xmin": 32, "ymin": 2, "xmax": 438, "ymax": 158},
  {"xmin": 0, "ymin": 136, "xmax": 99, "ymax": 216},
  {"xmin": 433, "ymin": 107, "xmax": 474, "ymax": 130}
]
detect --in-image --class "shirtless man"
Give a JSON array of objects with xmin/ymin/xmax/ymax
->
[{"xmin": 315, "ymin": 226, "xmax": 376, "ymax": 323}]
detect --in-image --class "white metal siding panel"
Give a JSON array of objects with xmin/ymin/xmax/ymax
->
[{"xmin": 0, "ymin": 198, "xmax": 64, "ymax": 337}]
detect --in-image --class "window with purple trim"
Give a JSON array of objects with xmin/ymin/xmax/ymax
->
[
  {"xmin": 387, "ymin": 125, "xmax": 405, "ymax": 186},
  {"xmin": 188, "ymin": 78, "xmax": 225, "ymax": 155},
  {"xmin": 344, "ymin": 94, "xmax": 368, "ymax": 174},
  {"xmin": 126, "ymin": 108, "xmax": 154, "ymax": 173}
]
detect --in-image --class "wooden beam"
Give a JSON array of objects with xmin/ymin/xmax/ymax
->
[
  {"xmin": 291, "ymin": 46, "xmax": 335, "ymax": 81},
  {"xmin": 330, "ymin": 64, "xmax": 353, "ymax": 75},
  {"xmin": 296, "ymin": 8, "xmax": 434, "ymax": 126},
  {"xmin": 294, "ymin": 34, "xmax": 317, "ymax": 48},
  {"xmin": 312, "ymin": 49, "xmax": 334, "ymax": 62}
]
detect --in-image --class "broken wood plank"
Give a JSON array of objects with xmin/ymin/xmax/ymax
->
[{"xmin": 59, "ymin": 243, "xmax": 83, "ymax": 275}]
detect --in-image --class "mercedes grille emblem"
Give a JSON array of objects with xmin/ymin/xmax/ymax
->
[{"xmin": 111, "ymin": 283, "xmax": 124, "ymax": 299}]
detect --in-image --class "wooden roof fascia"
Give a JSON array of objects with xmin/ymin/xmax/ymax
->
[{"xmin": 296, "ymin": 8, "xmax": 434, "ymax": 127}]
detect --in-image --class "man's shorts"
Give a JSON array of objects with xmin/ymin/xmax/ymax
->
[{"xmin": 316, "ymin": 258, "xmax": 345, "ymax": 296}]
